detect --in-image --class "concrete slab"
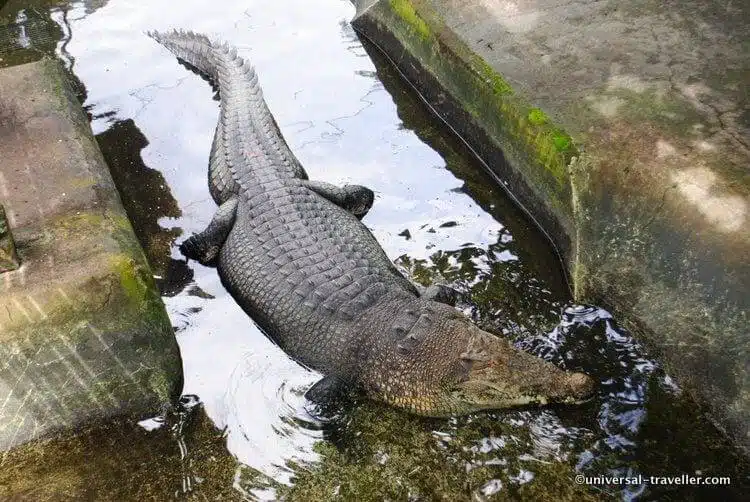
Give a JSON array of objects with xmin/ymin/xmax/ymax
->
[
  {"xmin": 352, "ymin": 0, "xmax": 750, "ymax": 449},
  {"xmin": 0, "ymin": 59, "xmax": 183, "ymax": 451}
]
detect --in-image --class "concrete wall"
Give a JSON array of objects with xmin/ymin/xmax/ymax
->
[
  {"xmin": 351, "ymin": 0, "xmax": 750, "ymax": 450},
  {"xmin": 0, "ymin": 60, "xmax": 183, "ymax": 451}
]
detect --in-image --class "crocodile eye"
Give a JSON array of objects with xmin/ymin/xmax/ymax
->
[{"xmin": 450, "ymin": 357, "xmax": 472, "ymax": 383}]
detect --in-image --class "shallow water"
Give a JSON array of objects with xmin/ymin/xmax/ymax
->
[{"xmin": 0, "ymin": 0, "xmax": 748, "ymax": 500}]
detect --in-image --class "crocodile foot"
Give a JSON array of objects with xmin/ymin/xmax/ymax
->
[
  {"xmin": 179, "ymin": 234, "xmax": 220, "ymax": 266},
  {"xmin": 179, "ymin": 196, "xmax": 238, "ymax": 267},
  {"xmin": 421, "ymin": 284, "xmax": 464, "ymax": 306}
]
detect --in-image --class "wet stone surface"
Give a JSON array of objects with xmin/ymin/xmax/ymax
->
[
  {"xmin": 0, "ymin": 204, "xmax": 20, "ymax": 272},
  {"xmin": 0, "ymin": 58, "xmax": 182, "ymax": 452},
  {"xmin": 0, "ymin": 0, "xmax": 748, "ymax": 500}
]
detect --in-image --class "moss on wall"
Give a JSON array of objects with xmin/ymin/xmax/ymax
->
[
  {"xmin": 0, "ymin": 204, "xmax": 20, "ymax": 272},
  {"xmin": 355, "ymin": 0, "xmax": 580, "ymax": 254}
]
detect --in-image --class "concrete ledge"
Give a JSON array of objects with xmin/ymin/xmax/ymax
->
[
  {"xmin": 352, "ymin": 0, "xmax": 750, "ymax": 450},
  {"xmin": 0, "ymin": 59, "xmax": 183, "ymax": 451},
  {"xmin": 353, "ymin": 0, "xmax": 578, "ymax": 270}
]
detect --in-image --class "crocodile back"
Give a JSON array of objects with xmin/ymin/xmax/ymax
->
[
  {"xmin": 219, "ymin": 183, "xmax": 416, "ymax": 374},
  {"xmin": 151, "ymin": 30, "xmax": 420, "ymax": 375}
]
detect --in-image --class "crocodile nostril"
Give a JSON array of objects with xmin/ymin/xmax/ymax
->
[{"xmin": 567, "ymin": 372, "xmax": 596, "ymax": 399}]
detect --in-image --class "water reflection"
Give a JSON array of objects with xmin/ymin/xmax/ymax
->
[{"xmin": 95, "ymin": 118, "xmax": 183, "ymax": 276}]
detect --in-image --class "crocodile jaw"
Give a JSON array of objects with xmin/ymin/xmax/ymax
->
[{"xmin": 448, "ymin": 327, "xmax": 595, "ymax": 412}]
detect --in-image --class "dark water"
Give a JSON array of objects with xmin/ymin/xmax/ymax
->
[{"xmin": 0, "ymin": 1, "xmax": 748, "ymax": 500}]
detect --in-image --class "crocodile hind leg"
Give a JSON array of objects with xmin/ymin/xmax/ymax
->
[
  {"xmin": 180, "ymin": 196, "xmax": 238, "ymax": 266},
  {"xmin": 302, "ymin": 180, "xmax": 375, "ymax": 219}
]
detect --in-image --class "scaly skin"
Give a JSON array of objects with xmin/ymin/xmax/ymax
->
[{"xmin": 149, "ymin": 30, "xmax": 595, "ymax": 415}]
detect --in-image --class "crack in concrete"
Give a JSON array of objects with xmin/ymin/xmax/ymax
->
[
  {"xmin": 715, "ymin": 106, "xmax": 750, "ymax": 153},
  {"xmin": 651, "ymin": 21, "xmax": 750, "ymax": 156},
  {"xmin": 635, "ymin": 185, "xmax": 673, "ymax": 235},
  {"xmin": 100, "ymin": 279, "xmax": 113, "ymax": 310},
  {"xmin": 649, "ymin": 21, "xmax": 749, "ymax": 154}
]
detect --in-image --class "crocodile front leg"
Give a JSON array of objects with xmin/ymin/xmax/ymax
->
[
  {"xmin": 302, "ymin": 180, "xmax": 374, "ymax": 219},
  {"xmin": 180, "ymin": 196, "xmax": 238, "ymax": 266},
  {"xmin": 421, "ymin": 284, "xmax": 464, "ymax": 306},
  {"xmin": 305, "ymin": 374, "xmax": 347, "ymax": 404}
]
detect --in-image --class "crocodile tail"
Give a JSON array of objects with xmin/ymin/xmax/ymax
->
[
  {"xmin": 149, "ymin": 28, "xmax": 308, "ymax": 191},
  {"xmin": 147, "ymin": 29, "xmax": 219, "ymax": 81}
]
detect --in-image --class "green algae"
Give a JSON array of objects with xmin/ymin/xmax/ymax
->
[
  {"xmin": 469, "ymin": 54, "xmax": 514, "ymax": 96},
  {"xmin": 0, "ymin": 401, "xmax": 507, "ymax": 502},
  {"xmin": 389, "ymin": 0, "xmax": 430, "ymax": 40},
  {"xmin": 396, "ymin": 255, "xmax": 435, "ymax": 286},
  {"xmin": 0, "ymin": 408, "xmax": 238, "ymax": 501},
  {"xmin": 106, "ymin": 250, "xmax": 180, "ymax": 402},
  {"xmin": 43, "ymin": 209, "xmax": 165, "ymax": 319},
  {"xmin": 552, "ymin": 131, "xmax": 572, "ymax": 153},
  {"xmin": 55, "ymin": 210, "xmax": 108, "ymax": 231},
  {"xmin": 110, "ymin": 254, "xmax": 148, "ymax": 308},
  {"xmin": 0, "ymin": 204, "xmax": 20, "ymax": 272},
  {"xmin": 528, "ymin": 108, "xmax": 548, "ymax": 125},
  {"xmin": 271, "ymin": 404, "xmax": 599, "ymax": 502},
  {"xmin": 62, "ymin": 210, "xmax": 170, "ymax": 328},
  {"xmin": 47, "ymin": 209, "xmax": 165, "ymax": 321},
  {"xmin": 364, "ymin": 0, "xmax": 580, "ymax": 215}
]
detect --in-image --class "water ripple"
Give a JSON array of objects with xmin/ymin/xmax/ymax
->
[{"xmin": 222, "ymin": 351, "xmax": 323, "ymax": 485}]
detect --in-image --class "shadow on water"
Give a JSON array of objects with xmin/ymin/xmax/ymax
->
[
  {"xmin": 95, "ymin": 118, "xmax": 184, "ymax": 278},
  {"xmin": 0, "ymin": 1, "xmax": 749, "ymax": 501}
]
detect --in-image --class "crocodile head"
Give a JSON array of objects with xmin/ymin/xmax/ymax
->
[
  {"xmin": 444, "ymin": 322, "xmax": 596, "ymax": 414},
  {"xmin": 366, "ymin": 303, "xmax": 595, "ymax": 416}
]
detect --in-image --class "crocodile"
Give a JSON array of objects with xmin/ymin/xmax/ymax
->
[{"xmin": 149, "ymin": 30, "xmax": 595, "ymax": 415}]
